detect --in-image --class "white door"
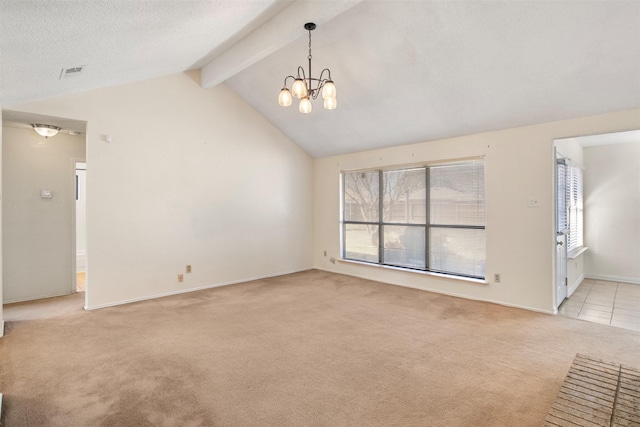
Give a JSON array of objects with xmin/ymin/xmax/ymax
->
[
  {"xmin": 556, "ymin": 157, "xmax": 568, "ymax": 306},
  {"xmin": 556, "ymin": 231, "xmax": 567, "ymax": 304}
]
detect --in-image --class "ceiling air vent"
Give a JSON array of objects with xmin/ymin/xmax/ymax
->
[{"xmin": 59, "ymin": 65, "xmax": 85, "ymax": 80}]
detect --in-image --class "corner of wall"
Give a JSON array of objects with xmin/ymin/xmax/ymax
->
[{"xmin": 0, "ymin": 108, "xmax": 4, "ymax": 335}]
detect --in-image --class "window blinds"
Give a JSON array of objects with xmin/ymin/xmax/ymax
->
[{"xmin": 566, "ymin": 164, "xmax": 584, "ymax": 252}]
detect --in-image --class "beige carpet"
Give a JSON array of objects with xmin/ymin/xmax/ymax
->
[{"xmin": 1, "ymin": 270, "xmax": 639, "ymax": 426}]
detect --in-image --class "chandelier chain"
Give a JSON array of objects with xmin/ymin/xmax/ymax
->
[{"xmin": 308, "ymin": 28, "xmax": 312, "ymax": 60}]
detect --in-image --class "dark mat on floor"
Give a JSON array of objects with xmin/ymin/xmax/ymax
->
[{"xmin": 544, "ymin": 353, "xmax": 640, "ymax": 426}]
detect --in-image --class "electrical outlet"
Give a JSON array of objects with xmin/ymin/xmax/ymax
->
[
  {"xmin": 186, "ymin": 265, "xmax": 192, "ymax": 274},
  {"xmin": 494, "ymin": 273, "xmax": 501, "ymax": 283},
  {"xmin": 178, "ymin": 274, "xmax": 184, "ymax": 282}
]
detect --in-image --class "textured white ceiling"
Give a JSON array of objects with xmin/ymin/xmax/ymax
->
[
  {"xmin": 2, "ymin": 1, "xmax": 639, "ymax": 158},
  {"xmin": 226, "ymin": 0, "xmax": 640, "ymax": 157},
  {"xmin": 0, "ymin": 0, "xmax": 286, "ymax": 106}
]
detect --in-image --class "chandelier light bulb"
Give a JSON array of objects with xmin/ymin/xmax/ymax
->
[
  {"xmin": 291, "ymin": 78, "xmax": 307, "ymax": 98},
  {"xmin": 324, "ymin": 96, "xmax": 337, "ymax": 110},
  {"xmin": 278, "ymin": 87, "xmax": 292, "ymax": 106},
  {"xmin": 322, "ymin": 80, "xmax": 336, "ymax": 99},
  {"xmin": 299, "ymin": 96, "xmax": 312, "ymax": 114}
]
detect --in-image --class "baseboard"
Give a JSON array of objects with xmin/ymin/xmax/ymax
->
[
  {"xmin": 314, "ymin": 267, "xmax": 555, "ymax": 315},
  {"xmin": 585, "ymin": 274, "xmax": 640, "ymax": 285},
  {"xmin": 84, "ymin": 268, "xmax": 312, "ymax": 311},
  {"xmin": 4, "ymin": 291, "xmax": 74, "ymax": 305},
  {"xmin": 568, "ymin": 273, "xmax": 585, "ymax": 297}
]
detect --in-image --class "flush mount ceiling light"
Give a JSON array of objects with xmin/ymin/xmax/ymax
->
[
  {"xmin": 32, "ymin": 124, "xmax": 61, "ymax": 138},
  {"xmin": 278, "ymin": 22, "xmax": 337, "ymax": 114}
]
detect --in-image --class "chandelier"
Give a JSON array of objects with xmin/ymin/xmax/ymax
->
[{"xmin": 278, "ymin": 22, "xmax": 336, "ymax": 114}]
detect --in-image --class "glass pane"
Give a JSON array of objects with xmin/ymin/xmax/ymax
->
[
  {"xmin": 344, "ymin": 171, "xmax": 379, "ymax": 222},
  {"xmin": 383, "ymin": 225, "xmax": 425, "ymax": 269},
  {"xmin": 430, "ymin": 228, "xmax": 485, "ymax": 278},
  {"xmin": 383, "ymin": 168, "xmax": 426, "ymax": 224},
  {"xmin": 344, "ymin": 224, "xmax": 379, "ymax": 262},
  {"xmin": 430, "ymin": 162, "xmax": 485, "ymax": 226}
]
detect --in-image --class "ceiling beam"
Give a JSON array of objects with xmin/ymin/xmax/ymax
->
[{"xmin": 200, "ymin": 0, "xmax": 362, "ymax": 89}]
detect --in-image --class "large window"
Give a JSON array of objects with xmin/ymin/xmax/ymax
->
[{"xmin": 342, "ymin": 160, "xmax": 485, "ymax": 279}]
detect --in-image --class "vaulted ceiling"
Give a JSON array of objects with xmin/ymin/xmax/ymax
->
[{"xmin": 2, "ymin": 0, "xmax": 639, "ymax": 157}]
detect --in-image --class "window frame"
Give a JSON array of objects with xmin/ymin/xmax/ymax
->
[{"xmin": 341, "ymin": 160, "xmax": 485, "ymax": 280}]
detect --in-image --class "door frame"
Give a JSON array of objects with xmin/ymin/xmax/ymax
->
[
  {"xmin": 71, "ymin": 158, "xmax": 86, "ymax": 294},
  {"xmin": 554, "ymin": 148, "xmax": 569, "ymax": 311}
]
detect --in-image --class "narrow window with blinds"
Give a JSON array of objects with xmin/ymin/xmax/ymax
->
[
  {"xmin": 342, "ymin": 160, "xmax": 485, "ymax": 280},
  {"xmin": 566, "ymin": 164, "xmax": 584, "ymax": 252}
]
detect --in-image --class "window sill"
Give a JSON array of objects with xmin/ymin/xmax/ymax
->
[
  {"xmin": 568, "ymin": 246, "xmax": 588, "ymax": 259},
  {"xmin": 338, "ymin": 258, "xmax": 487, "ymax": 285}
]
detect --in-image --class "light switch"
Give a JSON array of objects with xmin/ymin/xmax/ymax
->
[{"xmin": 41, "ymin": 189, "xmax": 53, "ymax": 199}]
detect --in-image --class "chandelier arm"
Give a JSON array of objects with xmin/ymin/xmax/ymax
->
[
  {"xmin": 315, "ymin": 69, "xmax": 333, "ymax": 96},
  {"xmin": 297, "ymin": 66, "xmax": 306, "ymax": 82},
  {"xmin": 318, "ymin": 68, "xmax": 332, "ymax": 82},
  {"xmin": 283, "ymin": 75, "xmax": 297, "ymax": 87},
  {"xmin": 297, "ymin": 66, "xmax": 311, "ymax": 98},
  {"xmin": 303, "ymin": 77, "xmax": 328, "ymax": 99}
]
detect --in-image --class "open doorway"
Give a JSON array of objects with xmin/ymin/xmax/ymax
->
[
  {"xmin": 552, "ymin": 136, "xmax": 584, "ymax": 311},
  {"xmin": 76, "ymin": 161, "xmax": 87, "ymax": 292},
  {"xmin": 555, "ymin": 130, "xmax": 640, "ymax": 330},
  {"xmin": 1, "ymin": 110, "xmax": 87, "ymax": 305}
]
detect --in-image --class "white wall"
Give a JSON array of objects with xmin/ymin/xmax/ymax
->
[
  {"xmin": 0, "ymin": 110, "xmax": 3, "ymax": 335},
  {"xmin": 10, "ymin": 71, "xmax": 314, "ymax": 309},
  {"xmin": 584, "ymin": 141, "xmax": 640, "ymax": 283},
  {"xmin": 2, "ymin": 127, "xmax": 86, "ymax": 303},
  {"xmin": 566, "ymin": 254, "xmax": 585, "ymax": 296},
  {"xmin": 314, "ymin": 109, "xmax": 640, "ymax": 313}
]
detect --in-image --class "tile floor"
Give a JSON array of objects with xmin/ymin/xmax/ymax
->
[{"xmin": 559, "ymin": 279, "xmax": 640, "ymax": 332}]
